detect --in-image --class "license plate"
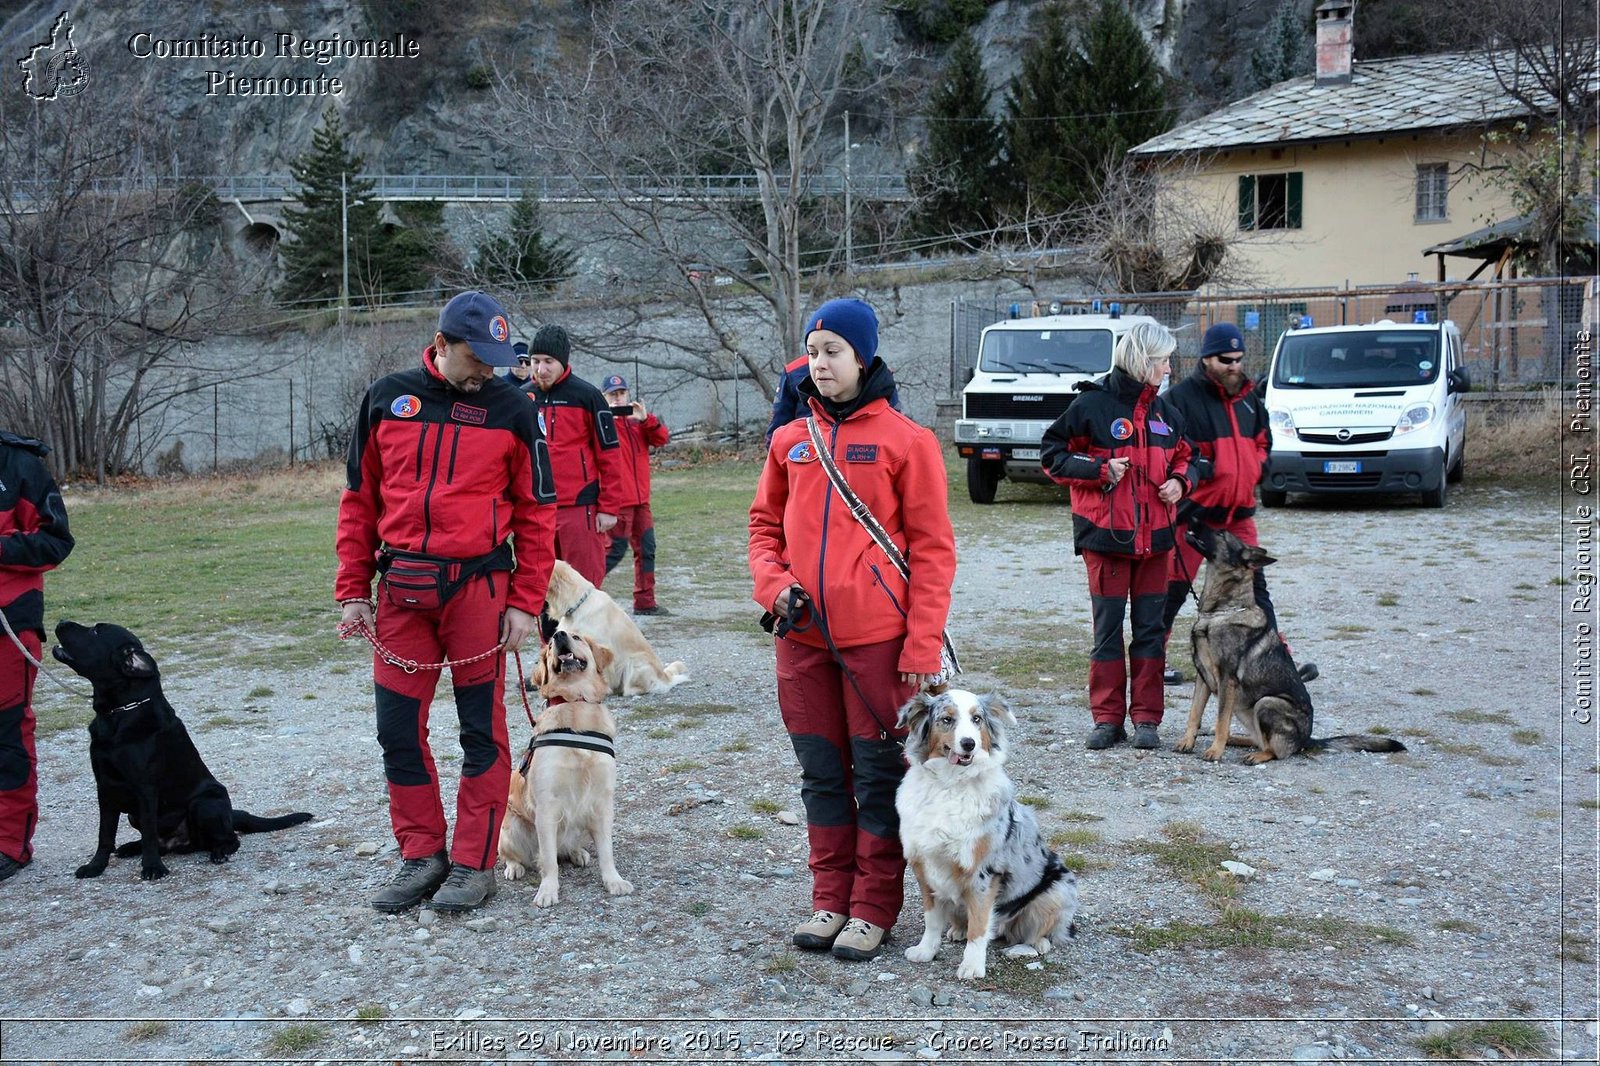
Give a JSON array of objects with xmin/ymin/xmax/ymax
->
[
  {"xmin": 1323, "ymin": 460, "xmax": 1362, "ymax": 474},
  {"xmin": 1012, "ymin": 448, "xmax": 1040, "ymax": 460}
]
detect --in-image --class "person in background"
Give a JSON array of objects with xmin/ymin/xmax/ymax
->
[
  {"xmin": 1040, "ymin": 321, "xmax": 1193, "ymax": 751},
  {"xmin": 0, "ymin": 431, "xmax": 74, "ymax": 882},
  {"xmin": 508, "ymin": 341, "xmax": 536, "ymax": 391},
  {"xmin": 524, "ymin": 325, "xmax": 626, "ymax": 587},
  {"xmin": 749, "ymin": 297, "xmax": 956, "ymax": 962},
  {"xmin": 600, "ymin": 374, "xmax": 671, "ymax": 615},
  {"xmin": 1159, "ymin": 323, "xmax": 1316, "ymax": 684},
  {"xmin": 335, "ymin": 290, "xmax": 557, "ymax": 914}
]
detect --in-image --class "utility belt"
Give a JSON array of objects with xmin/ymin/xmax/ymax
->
[{"xmin": 376, "ymin": 542, "xmax": 514, "ymax": 611}]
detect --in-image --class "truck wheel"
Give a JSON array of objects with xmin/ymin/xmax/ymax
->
[
  {"xmin": 1446, "ymin": 447, "xmax": 1465, "ymax": 484},
  {"xmin": 1421, "ymin": 478, "xmax": 1447, "ymax": 509},
  {"xmin": 1259, "ymin": 489, "xmax": 1287, "ymax": 508},
  {"xmin": 967, "ymin": 456, "xmax": 1002, "ymax": 505}
]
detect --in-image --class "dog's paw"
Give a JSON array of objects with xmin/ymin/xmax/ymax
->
[
  {"xmin": 1243, "ymin": 750, "xmax": 1277, "ymax": 765},
  {"xmin": 74, "ymin": 860, "xmax": 107, "ymax": 879},
  {"xmin": 209, "ymin": 850, "xmax": 229, "ymax": 865},
  {"xmin": 956, "ymin": 959, "xmax": 987, "ymax": 980},
  {"xmin": 1174, "ymin": 735, "xmax": 1197, "ymax": 753},
  {"xmin": 140, "ymin": 861, "xmax": 170, "ymax": 881},
  {"xmin": 1201, "ymin": 746, "xmax": 1226, "ymax": 762},
  {"xmin": 943, "ymin": 926, "xmax": 964, "ymax": 943},
  {"xmin": 1034, "ymin": 937, "xmax": 1054, "ymax": 956},
  {"xmin": 503, "ymin": 861, "xmax": 526, "ymax": 881},
  {"xmin": 603, "ymin": 876, "xmax": 633, "ymax": 896},
  {"xmin": 905, "ymin": 943, "xmax": 938, "ymax": 963},
  {"xmin": 567, "ymin": 849, "xmax": 592, "ymax": 868},
  {"xmin": 533, "ymin": 881, "xmax": 560, "ymax": 908}
]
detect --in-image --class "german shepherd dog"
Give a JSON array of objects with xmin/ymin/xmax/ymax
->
[
  {"xmin": 1176, "ymin": 527, "xmax": 1406, "ymax": 763},
  {"xmin": 52, "ymin": 621, "xmax": 313, "ymax": 880},
  {"xmin": 896, "ymin": 689, "xmax": 1078, "ymax": 980}
]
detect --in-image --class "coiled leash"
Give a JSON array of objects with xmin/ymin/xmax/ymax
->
[{"xmin": 336, "ymin": 616, "xmax": 540, "ymax": 732}]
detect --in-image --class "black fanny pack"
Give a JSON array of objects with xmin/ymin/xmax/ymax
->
[{"xmin": 377, "ymin": 542, "xmax": 513, "ymax": 611}]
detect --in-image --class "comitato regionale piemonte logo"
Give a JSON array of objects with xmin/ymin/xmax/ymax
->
[{"xmin": 18, "ymin": 11, "xmax": 90, "ymax": 101}]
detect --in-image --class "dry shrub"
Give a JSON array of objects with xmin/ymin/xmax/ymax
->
[{"xmin": 1465, "ymin": 392, "xmax": 1569, "ymax": 480}]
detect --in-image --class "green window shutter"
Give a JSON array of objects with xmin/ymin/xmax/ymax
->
[
  {"xmin": 1286, "ymin": 172, "xmax": 1303, "ymax": 228},
  {"xmin": 1238, "ymin": 175, "xmax": 1256, "ymax": 230}
]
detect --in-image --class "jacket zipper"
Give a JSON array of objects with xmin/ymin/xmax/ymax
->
[
  {"xmin": 421, "ymin": 424, "xmax": 445, "ymax": 553},
  {"xmin": 814, "ymin": 418, "xmax": 840, "ymax": 627},
  {"xmin": 445, "ymin": 425, "xmax": 461, "ymax": 484},
  {"xmin": 869, "ymin": 563, "xmax": 908, "ymax": 619}
]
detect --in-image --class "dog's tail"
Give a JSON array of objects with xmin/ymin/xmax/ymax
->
[
  {"xmin": 233, "ymin": 810, "xmax": 314, "ymax": 834},
  {"xmin": 1305, "ymin": 734, "xmax": 1407, "ymax": 754}
]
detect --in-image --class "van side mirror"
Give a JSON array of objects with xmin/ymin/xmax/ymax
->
[
  {"xmin": 965, "ymin": 366, "xmax": 975, "ymax": 384},
  {"xmin": 1447, "ymin": 368, "xmax": 1471, "ymax": 394}
]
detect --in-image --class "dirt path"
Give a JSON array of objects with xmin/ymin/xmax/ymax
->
[{"xmin": 4, "ymin": 479, "xmax": 1592, "ymax": 1064}]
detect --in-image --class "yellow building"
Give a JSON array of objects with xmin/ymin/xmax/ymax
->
[{"xmin": 1128, "ymin": 0, "xmax": 1551, "ymax": 289}]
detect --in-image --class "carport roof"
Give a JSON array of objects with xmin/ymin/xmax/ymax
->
[{"xmin": 1131, "ymin": 50, "xmax": 1578, "ymax": 157}]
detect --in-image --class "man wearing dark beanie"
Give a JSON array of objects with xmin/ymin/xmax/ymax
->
[{"xmin": 524, "ymin": 324, "xmax": 627, "ymax": 587}]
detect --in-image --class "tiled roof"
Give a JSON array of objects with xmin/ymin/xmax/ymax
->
[{"xmin": 1132, "ymin": 51, "xmax": 1565, "ymax": 156}]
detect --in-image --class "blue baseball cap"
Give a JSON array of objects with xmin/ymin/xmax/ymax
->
[
  {"xmin": 601, "ymin": 374, "xmax": 628, "ymax": 393},
  {"xmin": 438, "ymin": 291, "xmax": 518, "ymax": 367}
]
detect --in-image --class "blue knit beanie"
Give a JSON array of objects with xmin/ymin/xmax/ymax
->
[{"xmin": 805, "ymin": 298, "xmax": 879, "ymax": 368}]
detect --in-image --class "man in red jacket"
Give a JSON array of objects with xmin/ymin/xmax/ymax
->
[
  {"xmin": 599, "ymin": 374, "xmax": 671, "ymax": 614},
  {"xmin": 336, "ymin": 290, "xmax": 557, "ymax": 914},
  {"xmin": 525, "ymin": 325, "xmax": 626, "ymax": 587},
  {"xmin": 0, "ymin": 431, "xmax": 74, "ymax": 882}
]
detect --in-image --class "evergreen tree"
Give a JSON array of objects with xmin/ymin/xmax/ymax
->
[
  {"xmin": 474, "ymin": 189, "xmax": 577, "ymax": 290},
  {"xmin": 277, "ymin": 107, "xmax": 381, "ymax": 307},
  {"xmin": 1246, "ymin": 0, "xmax": 1313, "ymax": 94},
  {"xmin": 908, "ymin": 31, "xmax": 1005, "ymax": 249},
  {"xmin": 1001, "ymin": 2, "xmax": 1078, "ymax": 221},
  {"xmin": 1056, "ymin": 0, "xmax": 1175, "ymax": 217}
]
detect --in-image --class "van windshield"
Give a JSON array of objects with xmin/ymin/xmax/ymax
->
[
  {"xmin": 980, "ymin": 328, "xmax": 1114, "ymax": 374},
  {"xmin": 1272, "ymin": 332, "xmax": 1441, "ymax": 389}
]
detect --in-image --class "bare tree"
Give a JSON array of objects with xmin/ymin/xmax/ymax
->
[
  {"xmin": 490, "ymin": 0, "xmax": 896, "ymax": 401},
  {"xmin": 0, "ymin": 100, "xmax": 271, "ymax": 480}
]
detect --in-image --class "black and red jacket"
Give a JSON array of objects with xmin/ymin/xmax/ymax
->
[
  {"xmin": 612, "ymin": 411, "xmax": 670, "ymax": 508},
  {"xmin": 1040, "ymin": 369, "xmax": 1194, "ymax": 557},
  {"xmin": 335, "ymin": 348, "xmax": 559, "ymax": 616},
  {"xmin": 0, "ymin": 432, "xmax": 73, "ymax": 634},
  {"xmin": 526, "ymin": 370, "xmax": 627, "ymax": 513},
  {"xmin": 1160, "ymin": 363, "xmax": 1270, "ymax": 526}
]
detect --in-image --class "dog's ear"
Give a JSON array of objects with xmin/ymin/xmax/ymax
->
[
  {"xmin": 118, "ymin": 644, "xmax": 157, "ymax": 679},
  {"xmin": 538, "ymin": 611, "xmax": 559, "ymax": 644},
  {"xmin": 587, "ymin": 639, "xmax": 614, "ymax": 678},
  {"xmin": 896, "ymin": 690, "xmax": 938, "ymax": 733},
  {"xmin": 529, "ymin": 642, "xmax": 550, "ymax": 688},
  {"xmin": 978, "ymin": 692, "xmax": 1016, "ymax": 727},
  {"xmin": 1242, "ymin": 545, "xmax": 1276, "ymax": 569}
]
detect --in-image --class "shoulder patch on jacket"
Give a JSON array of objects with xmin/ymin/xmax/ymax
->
[
  {"xmin": 844, "ymin": 443, "xmax": 878, "ymax": 463},
  {"xmin": 391, "ymin": 395, "xmax": 422, "ymax": 418}
]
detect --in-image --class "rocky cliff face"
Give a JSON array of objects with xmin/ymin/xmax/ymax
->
[{"xmin": 2, "ymin": 0, "xmax": 1268, "ymax": 178}]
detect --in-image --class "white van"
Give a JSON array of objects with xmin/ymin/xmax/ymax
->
[{"xmin": 1261, "ymin": 319, "xmax": 1470, "ymax": 508}]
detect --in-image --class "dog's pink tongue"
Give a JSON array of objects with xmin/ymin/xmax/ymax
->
[{"xmin": 948, "ymin": 751, "xmax": 965, "ymax": 765}]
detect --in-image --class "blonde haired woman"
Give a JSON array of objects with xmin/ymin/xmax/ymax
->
[{"xmin": 1039, "ymin": 322, "xmax": 1194, "ymax": 750}]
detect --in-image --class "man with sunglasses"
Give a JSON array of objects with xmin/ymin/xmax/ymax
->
[{"xmin": 1158, "ymin": 323, "xmax": 1316, "ymax": 684}]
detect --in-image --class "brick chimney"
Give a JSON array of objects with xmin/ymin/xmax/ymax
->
[{"xmin": 1315, "ymin": 0, "xmax": 1355, "ymax": 86}]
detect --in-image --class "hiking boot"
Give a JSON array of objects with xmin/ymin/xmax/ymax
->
[
  {"xmin": 831, "ymin": 917, "xmax": 888, "ymax": 961},
  {"xmin": 1085, "ymin": 722, "xmax": 1126, "ymax": 750},
  {"xmin": 1163, "ymin": 668, "xmax": 1185, "ymax": 685},
  {"xmin": 634, "ymin": 605, "xmax": 669, "ymax": 616},
  {"xmin": 1298, "ymin": 662, "xmax": 1319, "ymax": 683},
  {"xmin": 1132, "ymin": 722, "xmax": 1161, "ymax": 750},
  {"xmin": 792, "ymin": 909, "xmax": 847, "ymax": 951},
  {"xmin": 0, "ymin": 853, "xmax": 29, "ymax": 883},
  {"xmin": 429, "ymin": 862, "xmax": 498, "ymax": 912},
  {"xmin": 371, "ymin": 850, "xmax": 448, "ymax": 913}
]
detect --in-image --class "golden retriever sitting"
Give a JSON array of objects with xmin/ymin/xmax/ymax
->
[
  {"xmin": 543, "ymin": 560, "xmax": 688, "ymax": 696},
  {"xmin": 499, "ymin": 629, "xmax": 633, "ymax": 908}
]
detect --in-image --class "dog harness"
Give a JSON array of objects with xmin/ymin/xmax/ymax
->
[{"xmin": 516, "ymin": 728, "xmax": 615, "ymax": 775}]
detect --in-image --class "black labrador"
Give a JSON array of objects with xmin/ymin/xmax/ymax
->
[{"xmin": 53, "ymin": 620, "xmax": 313, "ymax": 880}]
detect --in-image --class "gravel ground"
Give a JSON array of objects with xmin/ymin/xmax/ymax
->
[{"xmin": 3, "ymin": 477, "xmax": 1594, "ymax": 1064}]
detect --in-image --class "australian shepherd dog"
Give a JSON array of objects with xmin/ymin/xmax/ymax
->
[{"xmin": 895, "ymin": 689, "xmax": 1078, "ymax": 980}]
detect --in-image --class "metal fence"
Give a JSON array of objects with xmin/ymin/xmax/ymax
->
[{"xmin": 950, "ymin": 277, "xmax": 1593, "ymax": 392}]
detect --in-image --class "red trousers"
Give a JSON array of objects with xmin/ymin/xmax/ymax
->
[
  {"xmin": 604, "ymin": 503, "xmax": 657, "ymax": 610},
  {"xmin": 775, "ymin": 635, "xmax": 914, "ymax": 931},
  {"xmin": 1084, "ymin": 551, "xmax": 1169, "ymax": 726},
  {"xmin": 0, "ymin": 629, "xmax": 39, "ymax": 865},
  {"xmin": 372, "ymin": 573, "xmax": 510, "ymax": 870},
  {"xmin": 554, "ymin": 504, "xmax": 608, "ymax": 588}
]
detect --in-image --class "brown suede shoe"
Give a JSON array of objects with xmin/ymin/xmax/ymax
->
[
  {"xmin": 831, "ymin": 917, "xmax": 888, "ymax": 961},
  {"xmin": 792, "ymin": 909, "xmax": 847, "ymax": 950}
]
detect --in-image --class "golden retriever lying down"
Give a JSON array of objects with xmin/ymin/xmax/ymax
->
[
  {"xmin": 499, "ymin": 628, "xmax": 632, "ymax": 908},
  {"xmin": 543, "ymin": 560, "xmax": 688, "ymax": 696}
]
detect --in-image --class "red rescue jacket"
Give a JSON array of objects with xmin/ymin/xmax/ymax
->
[
  {"xmin": 1160, "ymin": 364, "xmax": 1270, "ymax": 525},
  {"xmin": 335, "ymin": 347, "xmax": 559, "ymax": 615},
  {"xmin": 611, "ymin": 411, "xmax": 669, "ymax": 508},
  {"xmin": 1040, "ymin": 369, "xmax": 1194, "ymax": 558},
  {"xmin": 749, "ymin": 364, "xmax": 956, "ymax": 675},
  {"xmin": 0, "ymin": 432, "xmax": 74, "ymax": 634},
  {"xmin": 526, "ymin": 369, "xmax": 627, "ymax": 513}
]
